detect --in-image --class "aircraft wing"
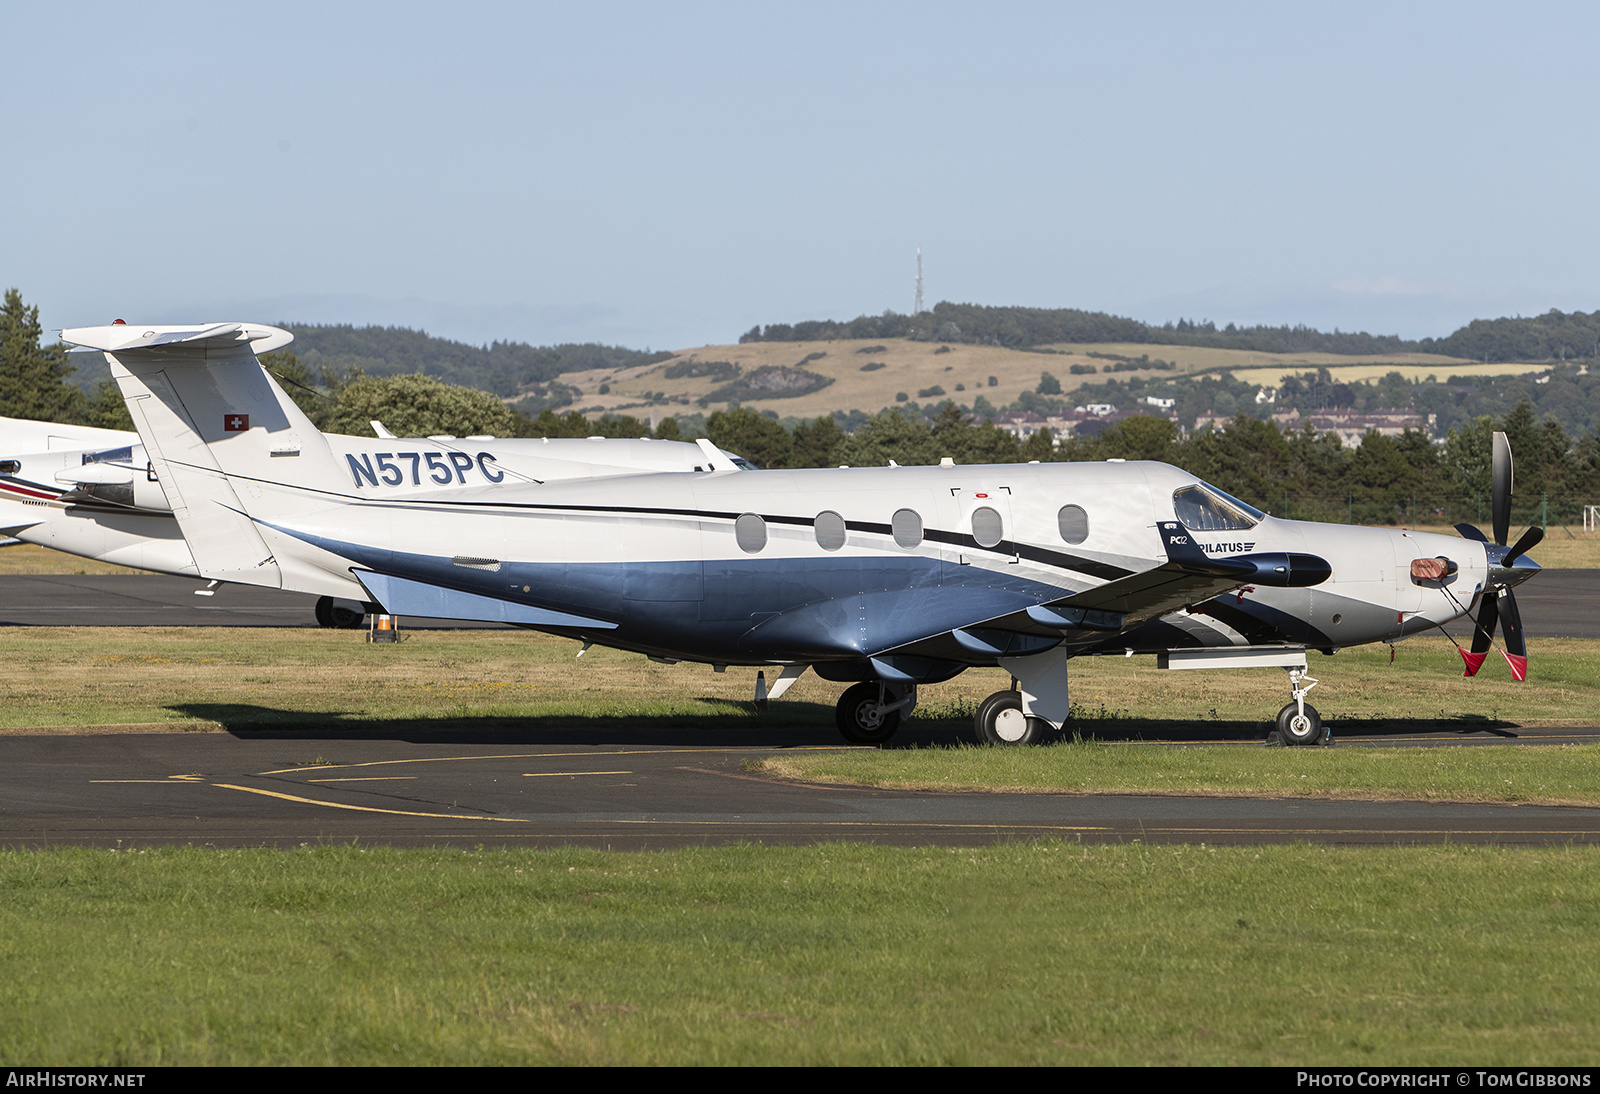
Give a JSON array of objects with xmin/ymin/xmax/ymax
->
[{"xmin": 876, "ymin": 522, "xmax": 1330, "ymax": 665}]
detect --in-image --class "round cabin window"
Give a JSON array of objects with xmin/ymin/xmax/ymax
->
[
  {"xmin": 735, "ymin": 513, "xmax": 767, "ymax": 553},
  {"xmin": 1058, "ymin": 504, "xmax": 1089, "ymax": 544},
  {"xmin": 971, "ymin": 506, "xmax": 1004, "ymax": 548},
  {"xmin": 814, "ymin": 510, "xmax": 846, "ymax": 551},
  {"xmin": 891, "ymin": 508, "xmax": 923, "ymax": 548}
]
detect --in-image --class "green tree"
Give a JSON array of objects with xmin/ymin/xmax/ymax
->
[
  {"xmin": 832, "ymin": 409, "xmax": 939, "ymax": 467},
  {"xmin": 1020, "ymin": 427, "xmax": 1055, "ymax": 463},
  {"xmin": 587, "ymin": 414, "xmax": 652, "ymax": 439},
  {"xmin": 929, "ymin": 401, "xmax": 1020, "ymax": 464},
  {"xmin": 790, "ymin": 415, "xmax": 845, "ymax": 467},
  {"xmin": 322, "ymin": 373, "xmax": 521, "ymax": 438},
  {"xmin": 524, "ymin": 408, "xmax": 598, "ymax": 437},
  {"xmin": 0, "ymin": 289, "xmax": 85, "ymax": 422},
  {"xmin": 706, "ymin": 407, "xmax": 793, "ymax": 469},
  {"xmin": 1095, "ymin": 414, "xmax": 1177, "ymax": 462},
  {"xmin": 80, "ymin": 381, "xmax": 134, "ymax": 431}
]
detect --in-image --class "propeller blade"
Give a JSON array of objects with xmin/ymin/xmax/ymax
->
[
  {"xmin": 1492, "ymin": 431, "xmax": 1513, "ymax": 545},
  {"xmin": 1455, "ymin": 522, "xmax": 1490, "ymax": 543},
  {"xmin": 1499, "ymin": 588, "xmax": 1528, "ymax": 681},
  {"xmin": 1505, "ymin": 525, "xmax": 1544, "ymax": 565},
  {"xmin": 1471, "ymin": 592, "xmax": 1498, "ymax": 655},
  {"xmin": 1463, "ymin": 593, "xmax": 1498, "ymax": 677}
]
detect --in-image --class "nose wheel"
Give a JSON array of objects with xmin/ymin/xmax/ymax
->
[
  {"xmin": 1273, "ymin": 667, "xmax": 1328, "ymax": 745},
  {"xmin": 835, "ymin": 682, "xmax": 914, "ymax": 745}
]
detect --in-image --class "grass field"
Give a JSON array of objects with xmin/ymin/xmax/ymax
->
[
  {"xmin": 1229, "ymin": 361, "xmax": 1551, "ymax": 388},
  {"xmin": 3, "ymin": 843, "xmax": 1599, "ymax": 1065},
  {"xmin": 1048, "ymin": 342, "xmax": 1470, "ymax": 376},
  {"xmin": 562, "ymin": 337, "xmax": 1110, "ymax": 420},
  {"xmin": 555, "ymin": 337, "xmax": 1484, "ymax": 421},
  {"xmin": 761, "ymin": 740, "xmax": 1600, "ymax": 806},
  {"xmin": 1, "ymin": 627, "xmax": 1593, "ymax": 738},
  {"xmin": 0, "ymin": 543, "xmax": 152, "ymax": 576}
]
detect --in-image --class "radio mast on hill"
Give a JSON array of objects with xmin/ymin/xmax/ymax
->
[{"xmin": 913, "ymin": 247, "xmax": 925, "ymax": 315}]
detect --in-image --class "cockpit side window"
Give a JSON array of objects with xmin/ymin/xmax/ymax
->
[{"xmin": 1172, "ymin": 484, "xmax": 1263, "ymax": 531}]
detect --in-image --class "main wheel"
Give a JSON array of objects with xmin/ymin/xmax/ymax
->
[
  {"xmin": 835, "ymin": 682, "xmax": 901, "ymax": 745},
  {"xmin": 328, "ymin": 601, "xmax": 367, "ymax": 629},
  {"xmin": 1276, "ymin": 701, "xmax": 1323, "ymax": 746},
  {"xmin": 976, "ymin": 690, "xmax": 1046, "ymax": 745},
  {"xmin": 317, "ymin": 596, "xmax": 367, "ymax": 629}
]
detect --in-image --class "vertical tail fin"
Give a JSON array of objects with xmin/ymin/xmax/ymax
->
[{"xmin": 61, "ymin": 323, "xmax": 336, "ymax": 588}]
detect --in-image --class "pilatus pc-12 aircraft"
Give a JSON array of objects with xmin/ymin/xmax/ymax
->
[{"xmin": 60, "ymin": 321, "xmax": 1542, "ymax": 747}]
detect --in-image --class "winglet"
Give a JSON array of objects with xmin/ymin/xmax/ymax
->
[{"xmin": 695, "ymin": 437, "xmax": 740, "ymax": 472}]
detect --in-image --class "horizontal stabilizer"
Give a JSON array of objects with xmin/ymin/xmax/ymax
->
[
  {"xmin": 61, "ymin": 323, "xmax": 294, "ymax": 355},
  {"xmin": 54, "ymin": 465, "xmax": 135, "ymax": 486},
  {"xmin": 354, "ymin": 570, "xmax": 618, "ymax": 631}
]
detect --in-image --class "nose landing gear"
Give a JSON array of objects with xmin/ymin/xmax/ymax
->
[
  {"xmin": 1274, "ymin": 666, "xmax": 1328, "ymax": 746},
  {"xmin": 835, "ymin": 682, "xmax": 917, "ymax": 745}
]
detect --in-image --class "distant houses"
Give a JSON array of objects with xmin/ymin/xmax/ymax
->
[
  {"xmin": 987, "ymin": 404, "xmax": 1435, "ymax": 447},
  {"xmin": 991, "ymin": 404, "xmax": 1178, "ymax": 442}
]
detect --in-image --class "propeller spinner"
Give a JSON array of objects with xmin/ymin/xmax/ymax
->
[{"xmin": 1453, "ymin": 432, "xmax": 1542, "ymax": 680}]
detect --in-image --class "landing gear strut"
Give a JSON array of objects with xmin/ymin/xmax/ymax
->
[
  {"xmin": 835, "ymin": 682, "xmax": 915, "ymax": 746},
  {"xmin": 1274, "ymin": 666, "xmax": 1327, "ymax": 745}
]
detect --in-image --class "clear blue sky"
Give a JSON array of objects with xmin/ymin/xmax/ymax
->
[{"xmin": 6, "ymin": 1, "xmax": 1598, "ymax": 351}]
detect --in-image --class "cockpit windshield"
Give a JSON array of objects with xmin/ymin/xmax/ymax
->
[{"xmin": 1172, "ymin": 483, "xmax": 1265, "ymax": 531}]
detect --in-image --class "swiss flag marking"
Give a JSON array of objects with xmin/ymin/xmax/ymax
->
[{"xmin": 224, "ymin": 414, "xmax": 249, "ymax": 432}]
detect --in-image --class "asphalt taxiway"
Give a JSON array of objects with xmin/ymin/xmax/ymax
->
[{"xmin": 3, "ymin": 729, "xmax": 1599, "ymax": 850}]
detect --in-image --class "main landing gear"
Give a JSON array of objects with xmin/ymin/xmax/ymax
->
[
  {"xmin": 975, "ymin": 690, "xmax": 1048, "ymax": 745},
  {"xmin": 315, "ymin": 596, "xmax": 368, "ymax": 630},
  {"xmin": 1273, "ymin": 665, "xmax": 1328, "ymax": 746},
  {"xmin": 834, "ymin": 682, "xmax": 917, "ymax": 745}
]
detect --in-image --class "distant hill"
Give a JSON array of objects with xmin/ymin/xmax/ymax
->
[
  {"xmin": 742, "ymin": 302, "xmax": 1600, "ymax": 362},
  {"xmin": 741, "ymin": 302, "xmax": 1413, "ymax": 355},
  {"xmin": 58, "ymin": 307, "xmax": 1600, "ymax": 434},
  {"xmin": 66, "ymin": 322, "xmax": 673, "ymax": 402},
  {"xmin": 282, "ymin": 324, "xmax": 673, "ymax": 398},
  {"xmin": 1423, "ymin": 310, "xmax": 1600, "ymax": 363}
]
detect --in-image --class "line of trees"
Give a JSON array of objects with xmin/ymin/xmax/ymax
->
[
  {"xmin": 742, "ymin": 301, "xmax": 1415, "ymax": 354},
  {"xmin": 740, "ymin": 302, "xmax": 1600, "ymax": 362}
]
